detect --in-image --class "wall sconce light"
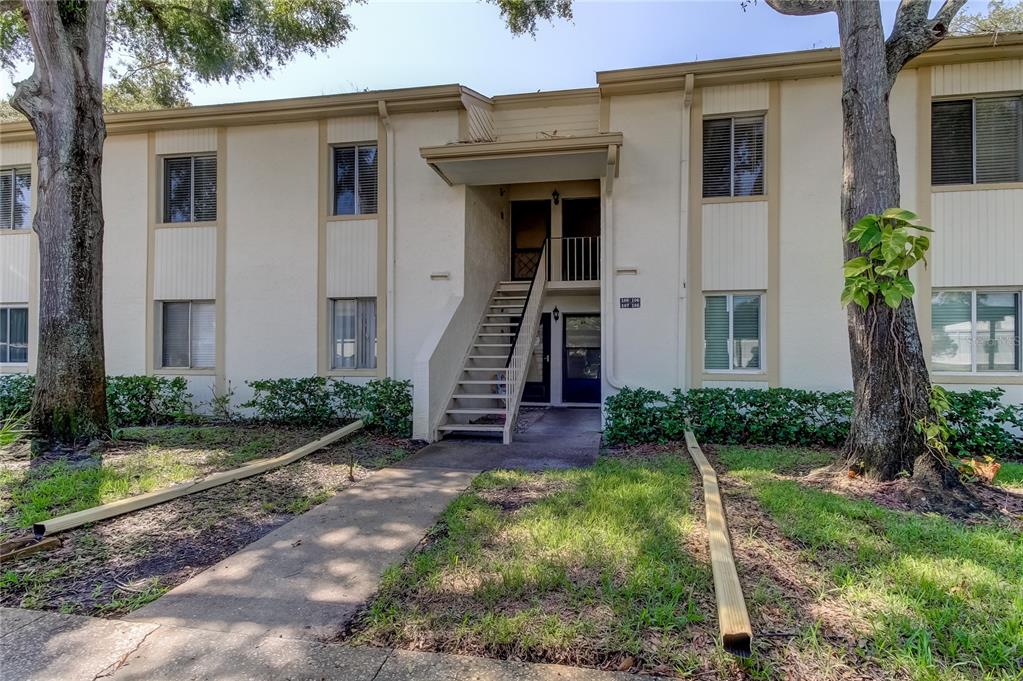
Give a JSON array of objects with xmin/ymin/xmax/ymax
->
[
  {"xmin": 552, "ymin": 306, "xmax": 560, "ymax": 322},
  {"xmin": 552, "ymin": 189, "xmax": 560, "ymax": 205}
]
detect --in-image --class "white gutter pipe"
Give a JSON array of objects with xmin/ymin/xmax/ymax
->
[
  {"xmin": 379, "ymin": 100, "xmax": 396, "ymax": 376},
  {"xmin": 603, "ymin": 145, "xmax": 625, "ymax": 390},
  {"xmin": 679, "ymin": 73, "xmax": 695, "ymax": 389}
]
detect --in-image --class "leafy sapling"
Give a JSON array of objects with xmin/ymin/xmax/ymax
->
[{"xmin": 841, "ymin": 208, "xmax": 933, "ymax": 310}]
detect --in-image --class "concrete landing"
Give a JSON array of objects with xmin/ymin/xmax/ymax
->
[
  {"xmin": 125, "ymin": 466, "xmax": 478, "ymax": 641},
  {"xmin": 1, "ymin": 608, "xmax": 644, "ymax": 681},
  {"xmin": 406, "ymin": 407, "xmax": 602, "ymax": 471}
]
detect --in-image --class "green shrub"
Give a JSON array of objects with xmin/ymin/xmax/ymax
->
[
  {"xmin": 360, "ymin": 378, "xmax": 413, "ymax": 437},
  {"xmin": 242, "ymin": 377, "xmax": 337, "ymax": 427},
  {"xmin": 0, "ymin": 374, "xmax": 35, "ymax": 419},
  {"xmin": 604, "ymin": 386, "xmax": 1020, "ymax": 458},
  {"xmin": 943, "ymin": 388, "xmax": 1023, "ymax": 460},
  {"xmin": 106, "ymin": 375, "xmax": 192, "ymax": 427}
]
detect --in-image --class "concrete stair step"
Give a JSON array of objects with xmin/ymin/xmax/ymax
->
[
  {"xmin": 452, "ymin": 393, "xmax": 507, "ymax": 399},
  {"xmin": 437, "ymin": 424, "xmax": 505, "ymax": 433},
  {"xmin": 445, "ymin": 408, "xmax": 507, "ymax": 416}
]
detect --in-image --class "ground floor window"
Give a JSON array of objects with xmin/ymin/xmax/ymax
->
[
  {"xmin": 160, "ymin": 300, "xmax": 215, "ymax": 369},
  {"xmin": 931, "ymin": 289, "xmax": 1021, "ymax": 373},
  {"xmin": 0, "ymin": 306, "xmax": 28, "ymax": 364},
  {"xmin": 704, "ymin": 293, "xmax": 762, "ymax": 372},
  {"xmin": 332, "ymin": 298, "xmax": 376, "ymax": 370}
]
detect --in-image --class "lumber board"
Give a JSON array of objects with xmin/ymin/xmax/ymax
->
[
  {"xmin": 684, "ymin": 429, "xmax": 753, "ymax": 655},
  {"xmin": 0, "ymin": 537, "xmax": 60, "ymax": 563},
  {"xmin": 33, "ymin": 420, "xmax": 365, "ymax": 538}
]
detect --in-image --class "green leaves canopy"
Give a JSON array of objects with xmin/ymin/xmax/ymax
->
[
  {"xmin": 840, "ymin": 208, "xmax": 933, "ymax": 311},
  {"xmin": 1, "ymin": 0, "xmax": 356, "ymax": 110}
]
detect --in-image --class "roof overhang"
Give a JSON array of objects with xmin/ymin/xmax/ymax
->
[{"xmin": 420, "ymin": 133, "xmax": 623, "ymax": 186}]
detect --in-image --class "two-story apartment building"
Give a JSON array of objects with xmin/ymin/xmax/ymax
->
[{"xmin": 1, "ymin": 33, "xmax": 1021, "ymax": 443}]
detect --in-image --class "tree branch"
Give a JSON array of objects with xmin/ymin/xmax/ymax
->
[
  {"xmin": 764, "ymin": 0, "xmax": 837, "ymax": 16},
  {"xmin": 885, "ymin": 0, "xmax": 967, "ymax": 84}
]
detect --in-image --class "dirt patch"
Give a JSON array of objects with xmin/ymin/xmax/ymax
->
[
  {"xmin": 0, "ymin": 429, "xmax": 424, "ymax": 616},
  {"xmin": 475, "ymin": 479, "xmax": 569, "ymax": 512}
]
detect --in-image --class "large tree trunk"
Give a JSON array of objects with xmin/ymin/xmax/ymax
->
[{"xmin": 11, "ymin": 1, "xmax": 109, "ymax": 444}]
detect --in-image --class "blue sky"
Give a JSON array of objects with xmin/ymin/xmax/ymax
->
[{"xmin": 1, "ymin": 0, "xmax": 992, "ymax": 105}]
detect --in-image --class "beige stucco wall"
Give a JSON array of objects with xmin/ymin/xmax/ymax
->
[{"xmin": 224, "ymin": 122, "xmax": 319, "ymax": 399}]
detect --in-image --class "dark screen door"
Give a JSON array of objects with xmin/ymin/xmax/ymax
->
[
  {"xmin": 562, "ymin": 314, "xmax": 601, "ymax": 403},
  {"xmin": 511, "ymin": 200, "xmax": 551, "ymax": 280}
]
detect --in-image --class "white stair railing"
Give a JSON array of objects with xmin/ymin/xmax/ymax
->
[{"xmin": 503, "ymin": 242, "xmax": 548, "ymax": 444}]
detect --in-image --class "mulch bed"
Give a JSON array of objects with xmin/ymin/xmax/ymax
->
[{"xmin": 0, "ymin": 428, "xmax": 424, "ymax": 617}]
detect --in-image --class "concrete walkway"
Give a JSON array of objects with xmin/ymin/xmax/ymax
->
[
  {"xmin": 125, "ymin": 465, "xmax": 478, "ymax": 641},
  {"xmin": 406, "ymin": 407, "xmax": 602, "ymax": 471},
  {"xmin": 1, "ymin": 608, "xmax": 642, "ymax": 680}
]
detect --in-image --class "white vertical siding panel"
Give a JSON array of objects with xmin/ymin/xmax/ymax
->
[
  {"xmin": 932, "ymin": 59, "xmax": 1023, "ymax": 96},
  {"xmin": 326, "ymin": 115, "xmax": 378, "ymax": 144},
  {"xmin": 0, "ymin": 233, "xmax": 31, "ymax": 302},
  {"xmin": 0, "ymin": 141, "xmax": 34, "ymax": 166},
  {"xmin": 493, "ymin": 102, "xmax": 599, "ymax": 141},
  {"xmin": 465, "ymin": 103, "xmax": 496, "ymax": 142},
  {"xmin": 932, "ymin": 189, "xmax": 1023, "ymax": 287},
  {"xmin": 154, "ymin": 128, "xmax": 217, "ymax": 155},
  {"xmin": 153, "ymin": 226, "xmax": 217, "ymax": 299},
  {"xmin": 702, "ymin": 83, "xmax": 770, "ymax": 115},
  {"xmin": 702, "ymin": 201, "xmax": 768, "ymax": 291},
  {"xmin": 326, "ymin": 219, "xmax": 377, "ymax": 297}
]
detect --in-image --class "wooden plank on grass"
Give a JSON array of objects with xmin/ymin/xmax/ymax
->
[
  {"xmin": 32, "ymin": 420, "xmax": 365, "ymax": 538},
  {"xmin": 0, "ymin": 537, "xmax": 60, "ymax": 563},
  {"xmin": 684, "ymin": 429, "xmax": 752, "ymax": 656}
]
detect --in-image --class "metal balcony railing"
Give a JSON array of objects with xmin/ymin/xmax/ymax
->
[{"xmin": 548, "ymin": 236, "xmax": 600, "ymax": 283}]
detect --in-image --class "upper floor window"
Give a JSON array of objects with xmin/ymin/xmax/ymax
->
[
  {"xmin": 160, "ymin": 300, "xmax": 215, "ymax": 369},
  {"xmin": 932, "ymin": 96, "xmax": 1023, "ymax": 186},
  {"xmin": 931, "ymin": 289, "xmax": 1020, "ymax": 374},
  {"xmin": 705, "ymin": 293, "xmax": 763, "ymax": 372},
  {"xmin": 333, "ymin": 144, "xmax": 378, "ymax": 216},
  {"xmin": 0, "ymin": 306, "xmax": 28, "ymax": 364},
  {"xmin": 163, "ymin": 155, "xmax": 217, "ymax": 223},
  {"xmin": 0, "ymin": 167, "xmax": 31, "ymax": 230},
  {"xmin": 703, "ymin": 115, "xmax": 765, "ymax": 198}
]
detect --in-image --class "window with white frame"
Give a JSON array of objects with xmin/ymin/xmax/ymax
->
[
  {"xmin": 704, "ymin": 293, "xmax": 763, "ymax": 372},
  {"xmin": 160, "ymin": 301, "xmax": 215, "ymax": 369},
  {"xmin": 0, "ymin": 307, "xmax": 28, "ymax": 364},
  {"xmin": 163, "ymin": 155, "xmax": 217, "ymax": 223},
  {"xmin": 703, "ymin": 115, "xmax": 765, "ymax": 198},
  {"xmin": 932, "ymin": 96, "xmax": 1023, "ymax": 185},
  {"xmin": 332, "ymin": 144, "xmax": 378, "ymax": 216},
  {"xmin": 931, "ymin": 289, "xmax": 1021, "ymax": 373},
  {"xmin": 0, "ymin": 167, "xmax": 31, "ymax": 230},
  {"xmin": 332, "ymin": 298, "xmax": 376, "ymax": 370}
]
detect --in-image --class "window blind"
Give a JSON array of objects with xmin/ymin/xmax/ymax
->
[
  {"xmin": 976, "ymin": 291, "xmax": 1019, "ymax": 372},
  {"xmin": 1, "ymin": 308, "xmax": 28, "ymax": 363},
  {"xmin": 0, "ymin": 167, "xmax": 31, "ymax": 230},
  {"xmin": 975, "ymin": 97, "xmax": 1022, "ymax": 184},
  {"xmin": 189, "ymin": 301, "xmax": 216, "ymax": 369},
  {"xmin": 703, "ymin": 119, "xmax": 732, "ymax": 198},
  {"xmin": 931, "ymin": 100, "xmax": 973, "ymax": 185},
  {"xmin": 733, "ymin": 117, "xmax": 764, "ymax": 197},
  {"xmin": 162, "ymin": 302, "xmax": 191, "ymax": 368},
  {"xmin": 357, "ymin": 145, "xmax": 378, "ymax": 215},
  {"xmin": 192, "ymin": 156, "xmax": 217, "ymax": 222},
  {"xmin": 704, "ymin": 296, "xmax": 729, "ymax": 370},
  {"xmin": 333, "ymin": 146, "xmax": 356, "ymax": 215},
  {"xmin": 164, "ymin": 156, "xmax": 216, "ymax": 223},
  {"xmin": 732, "ymin": 295, "xmax": 761, "ymax": 369}
]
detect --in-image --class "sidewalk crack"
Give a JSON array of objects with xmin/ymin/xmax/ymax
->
[
  {"xmin": 92, "ymin": 625, "xmax": 160, "ymax": 680},
  {"xmin": 369, "ymin": 647, "xmax": 394, "ymax": 681}
]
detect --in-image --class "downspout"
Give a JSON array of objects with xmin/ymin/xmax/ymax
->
[
  {"xmin": 679, "ymin": 73, "xmax": 695, "ymax": 389},
  {"xmin": 603, "ymin": 145, "xmax": 625, "ymax": 390},
  {"xmin": 378, "ymin": 100, "xmax": 396, "ymax": 376}
]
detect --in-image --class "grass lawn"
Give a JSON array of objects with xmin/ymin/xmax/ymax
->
[
  {"xmin": 354, "ymin": 454, "xmax": 722, "ymax": 676},
  {"xmin": 715, "ymin": 446, "xmax": 1023, "ymax": 681},
  {"xmin": 0, "ymin": 424, "xmax": 421, "ymax": 615},
  {"xmin": 994, "ymin": 460, "xmax": 1023, "ymax": 489}
]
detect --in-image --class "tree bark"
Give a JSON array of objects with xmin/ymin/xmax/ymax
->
[{"xmin": 10, "ymin": 1, "xmax": 109, "ymax": 444}]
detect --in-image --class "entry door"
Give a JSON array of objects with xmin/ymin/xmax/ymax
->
[
  {"xmin": 522, "ymin": 313, "xmax": 551, "ymax": 403},
  {"xmin": 562, "ymin": 314, "xmax": 601, "ymax": 403},
  {"xmin": 511, "ymin": 200, "xmax": 551, "ymax": 280}
]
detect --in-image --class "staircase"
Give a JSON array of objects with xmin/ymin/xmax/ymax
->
[{"xmin": 435, "ymin": 280, "xmax": 530, "ymax": 441}]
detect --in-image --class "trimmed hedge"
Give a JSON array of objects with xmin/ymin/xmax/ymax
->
[
  {"xmin": 241, "ymin": 377, "xmax": 413, "ymax": 436},
  {"xmin": 604, "ymin": 386, "xmax": 1023, "ymax": 459}
]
